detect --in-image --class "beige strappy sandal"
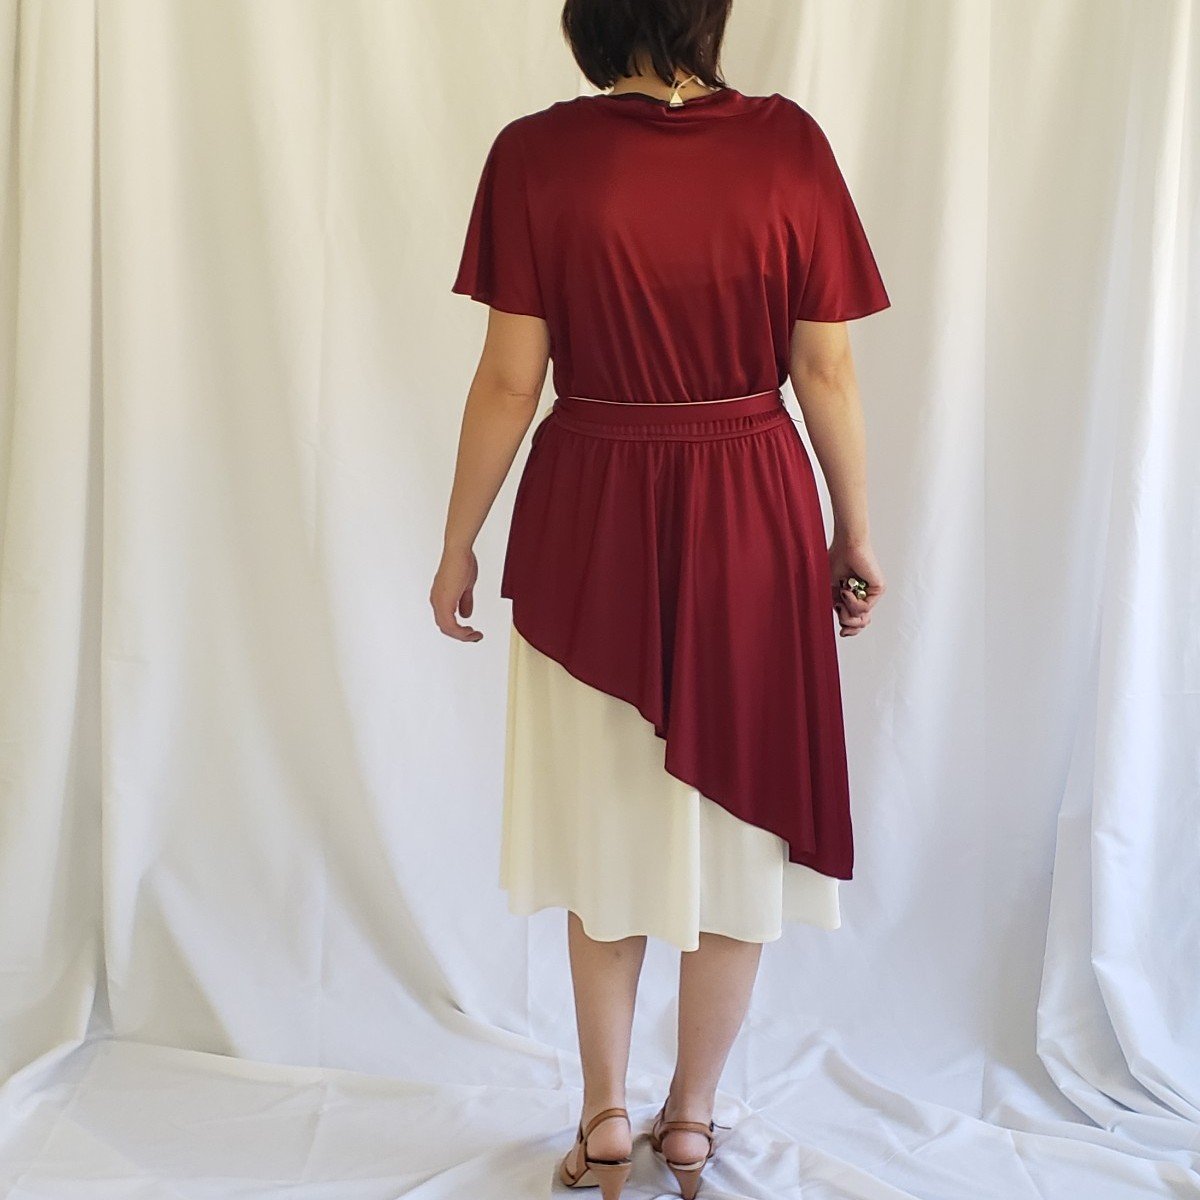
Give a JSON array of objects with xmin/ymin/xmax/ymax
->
[
  {"xmin": 648, "ymin": 1101, "xmax": 728, "ymax": 1199},
  {"xmin": 557, "ymin": 1105, "xmax": 633, "ymax": 1200}
]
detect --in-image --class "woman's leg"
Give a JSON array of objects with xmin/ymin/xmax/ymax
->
[
  {"xmin": 566, "ymin": 910, "xmax": 647, "ymax": 1161},
  {"xmin": 663, "ymin": 931, "xmax": 763, "ymax": 1163}
]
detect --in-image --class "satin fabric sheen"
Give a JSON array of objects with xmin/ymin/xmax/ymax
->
[
  {"xmin": 451, "ymin": 86, "xmax": 890, "ymax": 403},
  {"xmin": 452, "ymin": 86, "xmax": 891, "ymax": 881},
  {"xmin": 502, "ymin": 391, "xmax": 857, "ymax": 878}
]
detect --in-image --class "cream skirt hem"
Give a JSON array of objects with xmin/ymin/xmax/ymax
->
[{"xmin": 501, "ymin": 621, "xmax": 841, "ymax": 952}]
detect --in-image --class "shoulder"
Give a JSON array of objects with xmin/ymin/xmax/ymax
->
[
  {"xmin": 759, "ymin": 96, "xmax": 846, "ymax": 186},
  {"xmin": 495, "ymin": 96, "xmax": 585, "ymax": 139},
  {"xmin": 763, "ymin": 94, "xmax": 833, "ymax": 146},
  {"xmin": 482, "ymin": 98, "xmax": 581, "ymax": 165},
  {"xmin": 485, "ymin": 112, "xmax": 534, "ymax": 156}
]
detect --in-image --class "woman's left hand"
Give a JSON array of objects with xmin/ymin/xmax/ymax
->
[{"xmin": 829, "ymin": 537, "xmax": 886, "ymax": 637}]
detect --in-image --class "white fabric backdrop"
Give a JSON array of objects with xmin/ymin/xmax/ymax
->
[{"xmin": 1, "ymin": 1, "xmax": 1197, "ymax": 1196}]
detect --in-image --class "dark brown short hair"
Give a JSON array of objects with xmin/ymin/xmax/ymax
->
[{"xmin": 560, "ymin": 0, "xmax": 732, "ymax": 92}]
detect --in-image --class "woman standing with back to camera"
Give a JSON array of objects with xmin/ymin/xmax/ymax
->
[{"xmin": 432, "ymin": 1, "xmax": 889, "ymax": 1195}]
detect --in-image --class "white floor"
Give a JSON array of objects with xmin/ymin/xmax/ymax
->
[{"xmin": 1, "ymin": 1035, "xmax": 1192, "ymax": 1199}]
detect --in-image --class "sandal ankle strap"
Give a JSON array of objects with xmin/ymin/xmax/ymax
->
[
  {"xmin": 582, "ymin": 1105, "xmax": 630, "ymax": 1140},
  {"xmin": 653, "ymin": 1104, "xmax": 717, "ymax": 1141},
  {"xmin": 658, "ymin": 1118, "xmax": 714, "ymax": 1137}
]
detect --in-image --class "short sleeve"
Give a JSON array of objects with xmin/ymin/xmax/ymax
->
[
  {"xmin": 450, "ymin": 121, "xmax": 546, "ymax": 319},
  {"xmin": 793, "ymin": 114, "xmax": 891, "ymax": 323}
]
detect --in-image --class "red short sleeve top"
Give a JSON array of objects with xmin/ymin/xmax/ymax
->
[{"xmin": 452, "ymin": 87, "xmax": 890, "ymax": 404}]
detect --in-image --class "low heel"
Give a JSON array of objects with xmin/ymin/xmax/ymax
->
[
  {"xmin": 650, "ymin": 1099, "xmax": 722, "ymax": 1199},
  {"xmin": 667, "ymin": 1160, "xmax": 705, "ymax": 1200},
  {"xmin": 590, "ymin": 1159, "xmax": 632, "ymax": 1200},
  {"xmin": 558, "ymin": 1105, "xmax": 632, "ymax": 1197}
]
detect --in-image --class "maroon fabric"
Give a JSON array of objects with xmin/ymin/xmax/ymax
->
[
  {"xmin": 499, "ymin": 390, "xmax": 854, "ymax": 877},
  {"xmin": 451, "ymin": 86, "xmax": 891, "ymax": 880},
  {"xmin": 450, "ymin": 86, "xmax": 890, "ymax": 400}
]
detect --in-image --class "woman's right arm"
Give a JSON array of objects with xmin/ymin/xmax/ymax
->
[{"xmin": 431, "ymin": 307, "xmax": 550, "ymax": 642}]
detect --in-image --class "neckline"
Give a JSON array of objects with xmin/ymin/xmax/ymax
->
[
  {"xmin": 606, "ymin": 84, "xmax": 730, "ymax": 105},
  {"xmin": 591, "ymin": 85, "xmax": 746, "ymax": 120}
]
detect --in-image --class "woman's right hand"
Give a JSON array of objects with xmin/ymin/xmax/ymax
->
[{"xmin": 430, "ymin": 546, "xmax": 484, "ymax": 642}]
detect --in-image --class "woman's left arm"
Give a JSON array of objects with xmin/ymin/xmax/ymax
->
[{"xmin": 431, "ymin": 308, "xmax": 551, "ymax": 641}]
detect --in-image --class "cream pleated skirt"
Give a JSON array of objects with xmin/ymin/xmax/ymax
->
[{"xmin": 501, "ymin": 620, "xmax": 841, "ymax": 952}]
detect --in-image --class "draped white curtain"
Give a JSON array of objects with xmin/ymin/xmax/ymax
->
[{"xmin": 1, "ymin": 1, "xmax": 1196, "ymax": 1195}]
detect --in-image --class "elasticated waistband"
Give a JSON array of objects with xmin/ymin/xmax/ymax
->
[{"xmin": 549, "ymin": 388, "xmax": 788, "ymax": 441}]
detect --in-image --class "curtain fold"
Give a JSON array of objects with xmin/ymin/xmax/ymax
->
[{"xmin": 0, "ymin": 0, "xmax": 103, "ymax": 1083}]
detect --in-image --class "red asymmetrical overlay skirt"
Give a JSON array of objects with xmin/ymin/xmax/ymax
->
[{"xmin": 498, "ymin": 388, "xmax": 852, "ymax": 949}]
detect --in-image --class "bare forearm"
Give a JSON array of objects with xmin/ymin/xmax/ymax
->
[
  {"xmin": 792, "ymin": 364, "xmax": 870, "ymax": 547},
  {"xmin": 442, "ymin": 382, "xmax": 539, "ymax": 553}
]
